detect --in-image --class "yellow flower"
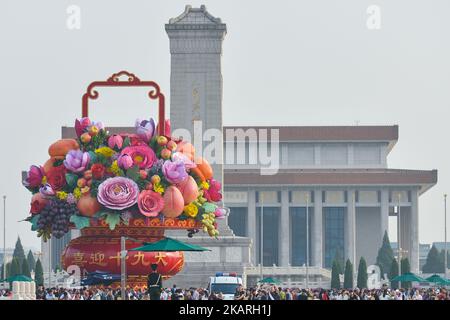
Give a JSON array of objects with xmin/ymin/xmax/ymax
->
[
  {"xmin": 153, "ymin": 182, "xmax": 164, "ymax": 194},
  {"xmin": 81, "ymin": 186, "xmax": 90, "ymax": 194},
  {"xmin": 41, "ymin": 176, "xmax": 48, "ymax": 185},
  {"xmin": 200, "ymin": 181, "xmax": 209, "ymax": 190},
  {"xmin": 56, "ymin": 191, "xmax": 68, "ymax": 200},
  {"xmin": 110, "ymin": 160, "xmax": 121, "ymax": 176},
  {"xmin": 73, "ymin": 187, "xmax": 82, "ymax": 199},
  {"xmin": 95, "ymin": 147, "xmax": 115, "ymax": 158},
  {"xmin": 184, "ymin": 203, "xmax": 199, "ymax": 218}
]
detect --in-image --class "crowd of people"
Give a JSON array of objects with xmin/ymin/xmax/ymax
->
[{"xmin": 1, "ymin": 285, "xmax": 448, "ymax": 300}]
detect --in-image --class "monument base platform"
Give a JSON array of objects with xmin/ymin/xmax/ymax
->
[{"xmin": 163, "ymin": 233, "xmax": 253, "ymax": 289}]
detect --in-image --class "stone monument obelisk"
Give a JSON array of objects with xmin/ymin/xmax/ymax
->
[{"xmin": 164, "ymin": 5, "xmax": 252, "ymax": 288}]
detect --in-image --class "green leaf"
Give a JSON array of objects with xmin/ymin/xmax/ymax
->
[
  {"xmin": 30, "ymin": 215, "xmax": 40, "ymax": 231},
  {"xmin": 123, "ymin": 137, "xmax": 131, "ymax": 148},
  {"xmin": 126, "ymin": 165, "xmax": 140, "ymax": 181},
  {"xmin": 88, "ymin": 151, "xmax": 98, "ymax": 163},
  {"xmin": 70, "ymin": 215, "xmax": 91, "ymax": 230},
  {"xmin": 65, "ymin": 173, "xmax": 78, "ymax": 189},
  {"xmin": 105, "ymin": 212, "xmax": 121, "ymax": 230}
]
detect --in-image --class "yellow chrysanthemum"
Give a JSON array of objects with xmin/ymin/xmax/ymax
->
[
  {"xmin": 95, "ymin": 147, "xmax": 115, "ymax": 158},
  {"xmin": 56, "ymin": 191, "xmax": 68, "ymax": 200},
  {"xmin": 184, "ymin": 203, "xmax": 199, "ymax": 218},
  {"xmin": 200, "ymin": 181, "xmax": 209, "ymax": 190},
  {"xmin": 153, "ymin": 182, "xmax": 164, "ymax": 194},
  {"xmin": 110, "ymin": 160, "xmax": 121, "ymax": 176},
  {"xmin": 73, "ymin": 187, "xmax": 82, "ymax": 200}
]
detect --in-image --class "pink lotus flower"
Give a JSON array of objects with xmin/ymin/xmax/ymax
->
[
  {"xmin": 108, "ymin": 135, "xmax": 123, "ymax": 149},
  {"xmin": 64, "ymin": 150, "xmax": 91, "ymax": 173},
  {"xmin": 137, "ymin": 190, "xmax": 164, "ymax": 217},
  {"xmin": 75, "ymin": 118, "xmax": 91, "ymax": 137},
  {"xmin": 135, "ymin": 118, "xmax": 156, "ymax": 143},
  {"xmin": 23, "ymin": 165, "xmax": 45, "ymax": 188},
  {"xmin": 117, "ymin": 154, "xmax": 133, "ymax": 170},
  {"xmin": 162, "ymin": 160, "xmax": 188, "ymax": 184},
  {"xmin": 120, "ymin": 145, "xmax": 157, "ymax": 170},
  {"xmin": 97, "ymin": 177, "xmax": 139, "ymax": 210}
]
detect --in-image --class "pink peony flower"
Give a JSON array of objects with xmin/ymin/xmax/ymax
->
[
  {"xmin": 120, "ymin": 145, "xmax": 157, "ymax": 170},
  {"xmin": 23, "ymin": 165, "xmax": 45, "ymax": 188},
  {"xmin": 108, "ymin": 135, "xmax": 123, "ymax": 149},
  {"xmin": 137, "ymin": 190, "xmax": 164, "ymax": 217},
  {"xmin": 97, "ymin": 177, "xmax": 139, "ymax": 210},
  {"xmin": 162, "ymin": 160, "xmax": 188, "ymax": 184}
]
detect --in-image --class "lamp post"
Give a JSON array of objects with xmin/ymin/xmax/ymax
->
[
  {"xmin": 259, "ymin": 193, "xmax": 264, "ymax": 282},
  {"xmin": 445, "ymin": 194, "xmax": 447, "ymax": 280},
  {"xmin": 121, "ymin": 236, "xmax": 127, "ymax": 300},
  {"xmin": 2, "ymin": 195, "xmax": 5, "ymax": 281},
  {"xmin": 397, "ymin": 193, "xmax": 401, "ymax": 289},
  {"xmin": 120, "ymin": 235, "xmax": 141, "ymax": 300},
  {"xmin": 305, "ymin": 192, "xmax": 309, "ymax": 289}
]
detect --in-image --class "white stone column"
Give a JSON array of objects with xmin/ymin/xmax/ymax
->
[
  {"xmin": 346, "ymin": 190, "xmax": 356, "ymax": 266},
  {"xmin": 380, "ymin": 189, "xmax": 389, "ymax": 245},
  {"xmin": 410, "ymin": 189, "xmax": 419, "ymax": 274},
  {"xmin": 247, "ymin": 190, "xmax": 257, "ymax": 265},
  {"xmin": 312, "ymin": 189, "xmax": 323, "ymax": 267},
  {"xmin": 280, "ymin": 189, "xmax": 290, "ymax": 266}
]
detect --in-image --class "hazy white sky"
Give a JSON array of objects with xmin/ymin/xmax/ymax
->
[{"xmin": 0, "ymin": 0, "xmax": 449, "ymax": 249}]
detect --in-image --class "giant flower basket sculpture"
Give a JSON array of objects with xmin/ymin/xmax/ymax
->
[{"xmin": 22, "ymin": 71, "xmax": 226, "ymax": 283}]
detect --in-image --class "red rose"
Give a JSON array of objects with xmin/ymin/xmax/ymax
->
[
  {"xmin": 91, "ymin": 163, "xmax": 106, "ymax": 180},
  {"xmin": 30, "ymin": 193, "xmax": 48, "ymax": 215},
  {"xmin": 46, "ymin": 165, "xmax": 66, "ymax": 191}
]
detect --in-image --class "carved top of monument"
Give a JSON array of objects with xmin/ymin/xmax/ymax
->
[{"xmin": 166, "ymin": 5, "xmax": 226, "ymax": 31}]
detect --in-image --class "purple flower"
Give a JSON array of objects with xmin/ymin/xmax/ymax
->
[
  {"xmin": 117, "ymin": 154, "xmax": 134, "ymax": 170},
  {"xmin": 23, "ymin": 165, "xmax": 45, "ymax": 188},
  {"xmin": 64, "ymin": 150, "xmax": 90, "ymax": 173},
  {"xmin": 39, "ymin": 184, "xmax": 55, "ymax": 197},
  {"xmin": 135, "ymin": 118, "xmax": 156, "ymax": 143},
  {"xmin": 172, "ymin": 152, "xmax": 196, "ymax": 170},
  {"xmin": 91, "ymin": 121, "xmax": 104, "ymax": 130},
  {"xmin": 162, "ymin": 160, "xmax": 188, "ymax": 184},
  {"xmin": 97, "ymin": 177, "xmax": 139, "ymax": 210}
]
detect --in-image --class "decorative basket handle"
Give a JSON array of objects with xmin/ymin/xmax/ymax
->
[{"xmin": 82, "ymin": 71, "xmax": 165, "ymax": 135}]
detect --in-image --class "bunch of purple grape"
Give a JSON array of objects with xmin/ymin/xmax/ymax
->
[{"xmin": 37, "ymin": 199, "xmax": 78, "ymax": 239}]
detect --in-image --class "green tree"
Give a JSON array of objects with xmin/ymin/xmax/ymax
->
[
  {"xmin": 10, "ymin": 257, "xmax": 21, "ymax": 277},
  {"xmin": 422, "ymin": 245, "xmax": 443, "ymax": 273},
  {"xmin": 334, "ymin": 249, "xmax": 344, "ymax": 274},
  {"xmin": 34, "ymin": 259, "xmax": 44, "ymax": 287},
  {"xmin": 21, "ymin": 260, "xmax": 31, "ymax": 278},
  {"xmin": 26, "ymin": 250, "xmax": 36, "ymax": 272},
  {"xmin": 389, "ymin": 258, "xmax": 399, "ymax": 289},
  {"xmin": 375, "ymin": 231, "xmax": 395, "ymax": 279},
  {"xmin": 12, "ymin": 237, "xmax": 26, "ymax": 267},
  {"xmin": 343, "ymin": 259, "xmax": 353, "ymax": 289},
  {"xmin": 331, "ymin": 259, "xmax": 341, "ymax": 289},
  {"xmin": 401, "ymin": 257, "xmax": 411, "ymax": 288},
  {"xmin": 357, "ymin": 257, "xmax": 368, "ymax": 289}
]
